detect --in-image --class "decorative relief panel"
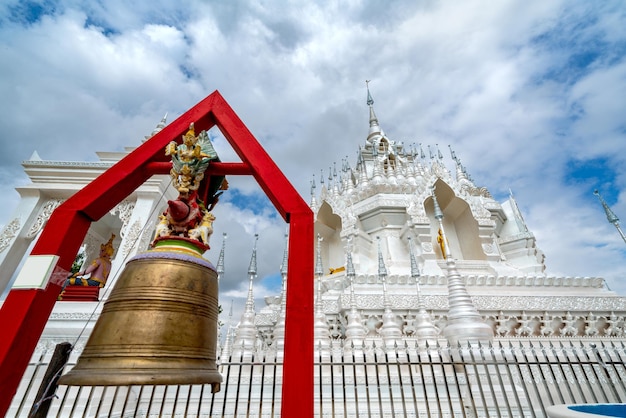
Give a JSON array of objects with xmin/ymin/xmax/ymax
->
[
  {"xmin": 335, "ymin": 294, "xmax": 626, "ymax": 315},
  {"xmin": 121, "ymin": 219, "xmax": 143, "ymax": 258},
  {"xmin": 482, "ymin": 242, "xmax": 496, "ymax": 255},
  {"xmin": 26, "ymin": 199, "xmax": 65, "ymax": 238},
  {"xmin": 110, "ymin": 200, "xmax": 135, "ymax": 238},
  {"xmin": 0, "ymin": 218, "xmax": 20, "ymax": 253}
]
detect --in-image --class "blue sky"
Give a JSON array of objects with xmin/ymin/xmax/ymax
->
[{"xmin": 0, "ymin": 0, "xmax": 625, "ymax": 318}]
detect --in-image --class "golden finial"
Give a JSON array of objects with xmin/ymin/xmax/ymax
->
[{"xmin": 100, "ymin": 234, "xmax": 116, "ymax": 258}]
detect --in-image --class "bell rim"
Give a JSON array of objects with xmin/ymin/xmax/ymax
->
[
  {"xmin": 58, "ymin": 368, "xmax": 223, "ymax": 387},
  {"xmin": 130, "ymin": 249, "xmax": 216, "ymax": 271}
]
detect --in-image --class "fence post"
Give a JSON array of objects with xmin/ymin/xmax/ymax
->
[{"xmin": 29, "ymin": 342, "xmax": 72, "ymax": 418}]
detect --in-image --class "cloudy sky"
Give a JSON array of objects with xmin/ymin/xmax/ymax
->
[{"xmin": 1, "ymin": 1, "xmax": 625, "ymax": 321}]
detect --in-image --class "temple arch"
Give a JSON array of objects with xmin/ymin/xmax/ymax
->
[
  {"xmin": 314, "ymin": 201, "xmax": 344, "ymax": 272},
  {"xmin": 424, "ymin": 179, "xmax": 485, "ymax": 261}
]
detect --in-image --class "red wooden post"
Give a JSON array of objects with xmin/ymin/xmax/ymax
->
[{"xmin": 0, "ymin": 91, "xmax": 314, "ymax": 417}]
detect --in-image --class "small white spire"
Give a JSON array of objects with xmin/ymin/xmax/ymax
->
[
  {"xmin": 143, "ymin": 113, "xmax": 168, "ymax": 142},
  {"xmin": 377, "ymin": 237, "xmax": 402, "ymax": 346},
  {"xmin": 248, "ymin": 234, "xmax": 258, "ymax": 275},
  {"xmin": 245, "ymin": 234, "xmax": 259, "ymax": 312},
  {"xmin": 344, "ymin": 237, "xmax": 367, "ymax": 349},
  {"xmin": 216, "ymin": 233, "xmax": 227, "ymax": 279},
  {"xmin": 409, "ymin": 237, "xmax": 439, "ymax": 342},
  {"xmin": 314, "ymin": 234, "xmax": 331, "ymax": 350},
  {"xmin": 366, "ymin": 80, "xmax": 383, "ymax": 142},
  {"xmin": 274, "ymin": 232, "xmax": 289, "ymax": 352},
  {"xmin": 233, "ymin": 235, "xmax": 260, "ymax": 356},
  {"xmin": 431, "ymin": 186, "xmax": 493, "ymax": 345},
  {"xmin": 594, "ymin": 189, "xmax": 626, "ymax": 244}
]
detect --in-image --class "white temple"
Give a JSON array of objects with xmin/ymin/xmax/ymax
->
[{"xmin": 3, "ymin": 92, "xmax": 626, "ymax": 417}]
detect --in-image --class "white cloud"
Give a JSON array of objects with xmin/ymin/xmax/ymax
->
[{"xmin": 0, "ymin": 0, "xmax": 625, "ymax": 306}]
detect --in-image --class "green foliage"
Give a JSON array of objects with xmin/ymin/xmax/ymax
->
[{"xmin": 70, "ymin": 252, "xmax": 86, "ymax": 274}]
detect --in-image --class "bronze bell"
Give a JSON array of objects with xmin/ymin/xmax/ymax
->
[{"xmin": 58, "ymin": 240, "xmax": 222, "ymax": 392}]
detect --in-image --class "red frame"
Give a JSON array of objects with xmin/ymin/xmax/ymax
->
[{"xmin": 0, "ymin": 91, "xmax": 313, "ymax": 417}]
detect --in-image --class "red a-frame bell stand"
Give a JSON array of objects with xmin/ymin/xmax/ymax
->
[{"xmin": 0, "ymin": 91, "xmax": 314, "ymax": 417}]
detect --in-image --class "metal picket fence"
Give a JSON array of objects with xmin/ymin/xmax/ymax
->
[{"xmin": 10, "ymin": 339, "xmax": 626, "ymax": 417}]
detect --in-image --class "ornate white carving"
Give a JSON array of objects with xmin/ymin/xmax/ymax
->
[
  {"xmin": 0, "ymin": 218, "xmax": 21, "ymax": 253},
  {"xmin": 121, "ymin": 219, "xmax": 143, "ymax": 257},
  {"xmin": 422, "ymin": 242, "xmax": 433, "ymax": 252},
  {"xmin": 482, "ymin": 243, "xmax": 495, "ymax": 254},
  {"xmin": 110, "ymin": 200, "xmax": 135, "ymax": 238},
  {"xmin": 26, "ymin": 199, "xmax": 64, "ymax": 238},
  {"xmin": 82, "ymin": 232, "xmax": 101, "ymax": 266}
]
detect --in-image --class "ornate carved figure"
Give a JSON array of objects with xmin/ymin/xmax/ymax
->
[
  {"xmin": 153, "ymin": 123, "xmax": 226, "ymax": 249},
  {"xmin": 560, "ymin": 312, "xmax": 578, "ymax": 336},
  {"xmin": 517, "ymin": 312, "xmax": 533, "ymax": 336},
  {"xmin": 63, "ymin": 235, "xmax": 115, "ymax": 288}
]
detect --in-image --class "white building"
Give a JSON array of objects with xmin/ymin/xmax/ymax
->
[{"xmin": 3, "ymin": 95, "xmax": 626, "ymax": 417}]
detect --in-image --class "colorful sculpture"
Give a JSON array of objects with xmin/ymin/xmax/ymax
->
[
  {"xmin": 64, "ymin": 235, "xmax": 115, "ymax": 288},
  {"xmin": 153, "ymin": 123, "xmax": 226, "ymax": 250}
]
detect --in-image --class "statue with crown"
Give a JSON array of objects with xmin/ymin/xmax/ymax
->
[
  {"xmin": 58, "ymin": 122, "xmax": 226, "ymax": 390},
  {"xmin": 63, "ymin": 234, "xmax": 116, "ymax": 290},
  {"xmin": 151, "ymin": 122, "xmax": 226, "ymax": 253}
]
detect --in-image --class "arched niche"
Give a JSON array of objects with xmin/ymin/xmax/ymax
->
[
  {"xmin": 423, "ymin": 179, "xmax": 485, "ymax": 261},
  {"xmin": 314, "ymin": 202, "xmax": 344, "ymax": 272}
]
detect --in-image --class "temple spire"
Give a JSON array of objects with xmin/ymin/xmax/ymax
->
[
  {"xmin": 233, "ymin": 235, "xmax": 260, "ymax": 356},
  {"xmin": 143, "ymin": 113, "xmax": 168, "ymax": 142},
  {"xmin": 216, "ymin": 233, "xmax": 227, "ymax": 281},
  {"xmin": 344, "ymin": 237, "xmax": 366, "ymax": 349},
  {"xmin": 432, "ymin": 186, "xmax": 493, "ymax": 345},
  {"xmin": 366, "ymin": 80, "xmax": 383, "ymax": 142},
  {"xmin": 273, "ymin": 232, "xmax": 289, "ymax": 352},
  {"xmin": 594, "ymin": 190, "xmax": 626, "ymax": 244},
  {"xmin": 314, "ymin": 234, "xmax": 331, "ymax": 350},
  {"xmin": 377, "ymin": 237, "xmax": 402, "ymax": 346},
  {"xmin": 409, "ymin": 237, "xmax": 439, "ymax": 342},
  {"xmin": 310, "ymin": 175, "xmax": 318, "ymax": 211}
]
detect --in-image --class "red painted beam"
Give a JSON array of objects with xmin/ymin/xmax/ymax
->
[
  {"xmin": 283, "ymin": 211, "xmax": 314, "ymax": 417},
  {"xmin": 0, "ymin": 208, "xmax": 91, "ymax": 414},
  {"xmin": 144, "ymin": 161, "xmax": 253, "ymax": 176}
]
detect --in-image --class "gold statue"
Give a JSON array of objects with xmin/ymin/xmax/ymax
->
[
  {"xmin": 437, "ymin": 228, "xmax": 447, "ymax": 259},
  {"xmin": 64, "ymin": 235, "xmax": 115, "ymax": 288}
]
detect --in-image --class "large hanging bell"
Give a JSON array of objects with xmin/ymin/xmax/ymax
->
[{"xmin": 58, "ymin": 243, "xmax": 222, "ymax": 392}]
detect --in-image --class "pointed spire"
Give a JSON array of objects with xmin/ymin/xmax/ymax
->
[
  {"xmin": 377, "ymin": 236, "xmax": 402, "ymax": 346},
  {"xmin": 448, "ymin": 145, "xmax": 457, "ymax": 162},
  {"xmin": 344, "ymin": 237, "xmax": 367, "ymax": 349},
  {"xmin": 280, "ymin": 232, "xmax": 289, "ymax": 275},
  {"xmin": 508, "ymin": 189, "xmax": 529, "ymax": 233},
  {"xmin": 143, "ymin": 113, "xmax": 168, "ymax": 141},
  {"xmin": 314, "ymin": 234, "xmax": 331, "ymax": 349},
  {"xmin": 248, "ymin": 234, "xmax": 258, "ymax": 275},
  {"xmin": 409, "ymin": 237, "xmax": 439, "ymax": 342},
  {"xmin": 310, "ymin": 174, "xmax": 318, "ymax": 211},
  {"xmin": 455, "ymin": 158, "xmax": 469, "ymax": 182},
  {"xmin": 431, "ymin": 186, "xmax": 493, "ymax": 345},
  {"xmin": 595, "ymin": 189, "xmax": 620, "ymax": 225},
  {"xmin": 377, "ymin": 236, "xmax": 388, "ymax": 282},
  {"xmin": 315, "ymin": 233, "xmax": 324, "ymax": 277},
  {"xmin": 366, "ymin": 80, "xmax": 383, "ymax": 142},
  {"xmin": 233, "ymin": 235, "xmax": 260, "ymax": 356},
  {"xmin": 273, "ymin": 232, "xmax": 289, "ymax": 352},
  {"xmin": 220, "ymin": 299, "xmax": 235, "ymax": 359},
  {"xmin": 594, "ymin": 190, "xmax": 626, "ymax": 244},
  {"xmin": 216, "ymin": 233, "xmax": 227, "ymax": 279},
  {"xmin": 408, "ymin": 237, "xmax": 420, "ymax": 279}
]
